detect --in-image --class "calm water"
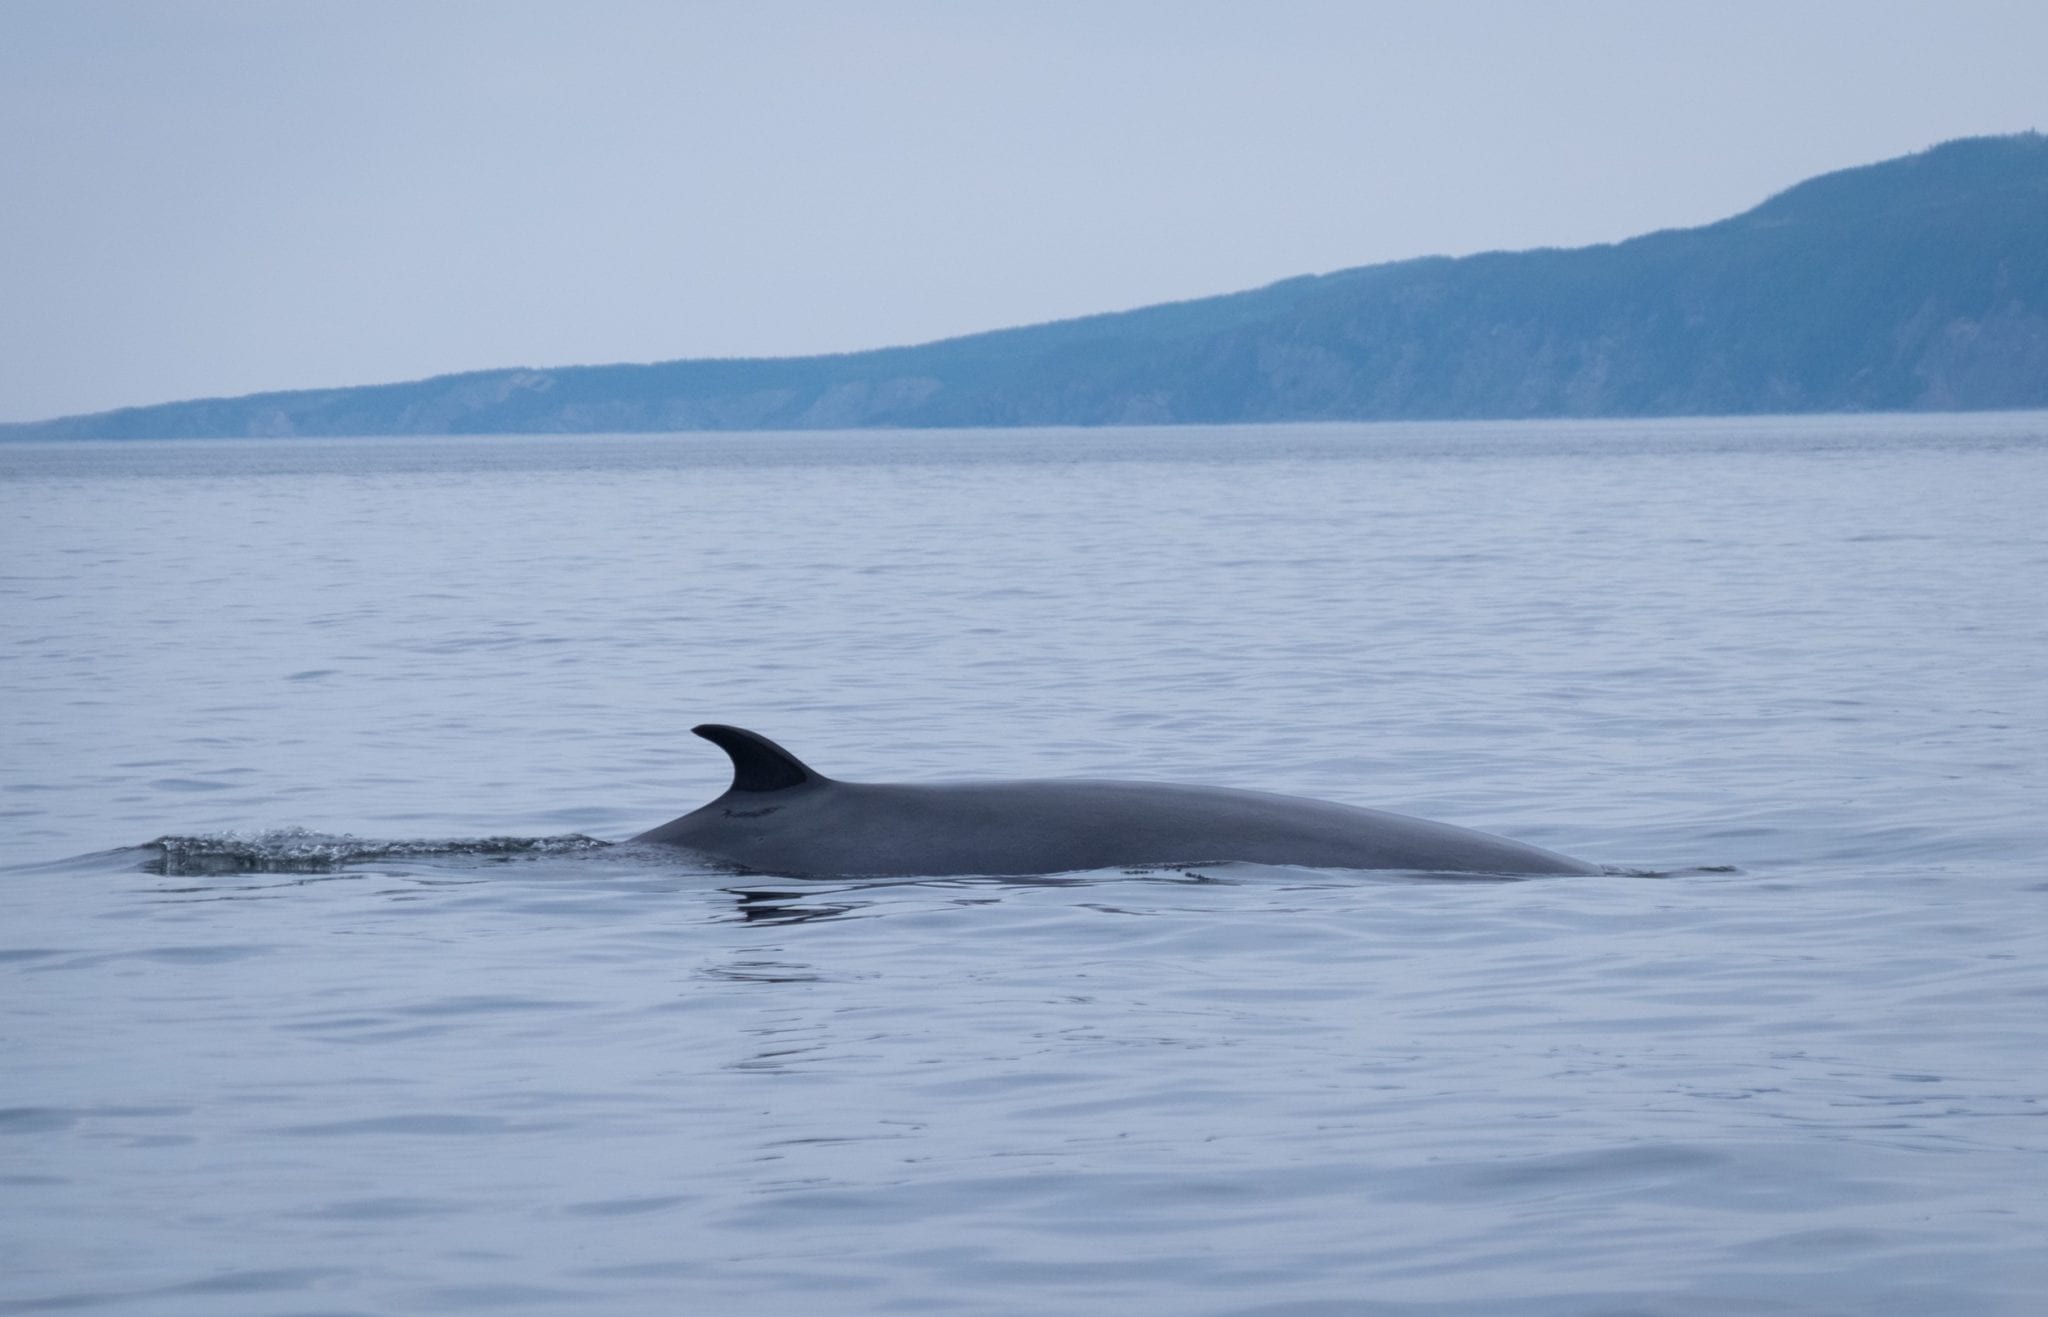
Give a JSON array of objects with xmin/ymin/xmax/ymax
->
[{"xmin": 3, "ymin": 416, "xmax": 2046, "ymax": 1315}]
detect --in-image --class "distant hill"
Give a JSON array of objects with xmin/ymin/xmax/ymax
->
[{"xmin": 10, "ymin": 133, "xmax": 2047, "ymax": 438}]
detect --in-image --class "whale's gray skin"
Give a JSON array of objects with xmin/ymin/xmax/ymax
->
[{"xmin": 632, "ymin": 725, "xmax": 1598, "ymax": 878}]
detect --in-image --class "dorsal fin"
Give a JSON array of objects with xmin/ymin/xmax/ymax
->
[{"xmin": 692, "ymin": 724, "xmax": 823, "ymax": 793}]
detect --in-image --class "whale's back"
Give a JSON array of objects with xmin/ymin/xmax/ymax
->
[{"xmin": 637, "ymin": 755, "xmax": 1596, "ymax": 878}]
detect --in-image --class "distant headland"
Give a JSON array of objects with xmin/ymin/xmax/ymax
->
[{"xmin": 8, "ymin": 132, "xmax": 2045, "ymax": 439}]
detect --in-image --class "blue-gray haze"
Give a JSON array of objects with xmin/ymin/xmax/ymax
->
[
  {"xmin": 4, "ymin": 1, "xmax": 2048, "ymax": 423},
  {"xmin": 4, "ymin": 417, "xmax": 2046, "ymax": 1314},
  {"xmin": 13, "ymin": 133, "xmax": 2045, "ymax": 437}
]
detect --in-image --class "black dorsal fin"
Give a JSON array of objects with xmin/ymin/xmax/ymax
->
[{"xmin": 692, "ymin": 724, "xmax": 823, "ymax": 793}]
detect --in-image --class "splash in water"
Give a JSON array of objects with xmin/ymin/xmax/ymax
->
[{"xmin": 140, "ymin": 827, "xmax": 612, "ymax": 876}]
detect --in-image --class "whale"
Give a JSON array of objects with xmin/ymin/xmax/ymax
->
[{"xmin": 631, "ymin": 725, "xmax": 1598, "ymax": 878}]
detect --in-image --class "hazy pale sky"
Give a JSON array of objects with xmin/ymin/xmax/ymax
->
[{"xmin": 3, "ymin": 0, "xmax": 2044, "ymax": 423}]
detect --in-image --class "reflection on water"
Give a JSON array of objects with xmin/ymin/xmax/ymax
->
[{"xmin": 118, "ymin": 838, "xmax": 1565, "ymax": 924}]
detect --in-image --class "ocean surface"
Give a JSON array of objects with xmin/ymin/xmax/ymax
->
[{"xmin": 3, "ymin": 414, "xmax": 2045, "ymax": 1315}]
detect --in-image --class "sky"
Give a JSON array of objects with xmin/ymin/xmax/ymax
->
[{"xmin": 3, "ymin": 1, "xmax": 2045, "ymax": 423}]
